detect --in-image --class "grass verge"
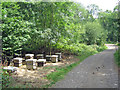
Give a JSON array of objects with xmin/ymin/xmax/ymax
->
[{"xmin": 114, "ymin": 47, "xmax": 120, "ymax": 67}]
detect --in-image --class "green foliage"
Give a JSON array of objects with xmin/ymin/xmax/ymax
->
[
  {"xmin": 54, "ymin": 41, "xmax": 107, "ymax": 56},
  {"xmin": 2, "ymin": 2, "xmax": 109, "ymax": 57},
  {"xmin": 2, "ymin": 69, "xmax": 12, "ymax": 88},
  {"xmin": 2, "ymin": 2, "xmax": 33, "ymax": 55},
  {"xmin": 118, "ymin": 43, "xmax": 120, "ymax": 46},
  {"xmin": 1, "ymin": 1, "xmax": 117, "ymax": 89},
  {"xmin": 114, "ymin": 47, "xmax": 120, "ymax": 67},
  {"xmin": 84, "ymin": 21, "xmax": 107, "ymax": 45},
  {"xmin": 98, "ymin": 6, "xmax": 119, "ymax": 43}
]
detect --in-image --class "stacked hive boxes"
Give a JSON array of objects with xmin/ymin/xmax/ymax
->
[
  {"xmin": 51, "ymin": 55, "xmax": 58, "ymax": 63},
  {"xmin": 13, "ymin": 58, "xmax": 22, "ymax": 67},
  {"xmin": 46, "ymin": 55, "xmax": 58, "ymax": 63},
  {"xmin": 36, "ymin": 54, "xmax": 44, "ymax": 59},
  {"xmin": 25, "ymin": 54, "xmax": 34, "ymax": 59},
  {"xmin": 45, "ymin": 55, "xmax": 51, "ymax": 62},
  {"xmin": 22, "ymin": 58, "xmax": 26, "ymax": 65},
  {"xmin": 10, "ymin": 53, "xmax": 62, "ymax": 70},
  {"xmin": 26, "ymin": 59, "xmax": 37, "ymax": 70},
  {"xmin": 25, "ymin": 54, "xmax": 37, "ymax": 70}
]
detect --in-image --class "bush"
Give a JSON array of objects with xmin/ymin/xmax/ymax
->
[
  {"xmin": 2, "ymin": 69, "xmax": 11, "ymax": 88},
  {"xmin": 96, "ymin": 45, "xmax": 107, "ymax": 52},
  {"xmin": 84, "ymin": 22, "xmax": 107, "ymax": 45},
  {"xmin": 55, "ymin": 42, "xmax": 107, "ymax": 56}
]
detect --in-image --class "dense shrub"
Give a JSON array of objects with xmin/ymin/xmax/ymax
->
[
  {"xmin": 84, "ymin": 22, "xmax": 107, "ymax": 45},
  {"xmin": 2, "ymin": 2, "xmax": 108, "ymax": 56},
  {"xmin": 54, "ymin": 42, "xmax": 107, "ymax": 56}
]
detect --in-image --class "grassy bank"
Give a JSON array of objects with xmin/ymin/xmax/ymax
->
[
  {"xmin": 114, "ymin": 46, "xmax": 120, "ymax": 67},
  {"xmin": 42, "ymin": 46, "xmax": 107, "ymax": 88}
]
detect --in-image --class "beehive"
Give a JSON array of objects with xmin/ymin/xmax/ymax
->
[
  {"xmin": 22, "ymin": 58, "xmax": 26, "ymax": 65},
  {"xmin": 36, "ymin": 54, "xmax": 44, "ymax": 59},
  {"xmin": 13, "ymin": 58, "xmax": 22, "ymax": 67},
  {"xmin": 26, "ymin": 59, "xmax": 37, "ymax": 70},
  {"xmin": 3, "ymin": 66, "xmax": 18, "ymax": 73},
  {"xmin": 36, "ymin": 59, "xmax": 46, "ymax": 67},
  {"xmin": 46, "ymin": 55, "xmax": 58, "ymax": 63},
  {"xmin": 25, "ymin": 54, "xmax": 34, "ymax": 59},
  {"xmin": 55, "ymin": 53, "xmax": 61, "ymax": 61},
  {"xmin": 14, "ymin": 63, "xmax": 22, "ymax": 67},
  {"xmin": 46, "ymin": 55, "xmax": 51, "ymax": 62}
]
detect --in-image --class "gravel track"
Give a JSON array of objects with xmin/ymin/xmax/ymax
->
[{"xmin": 51, "ymin": 44, "xmax": 118, "ymax": 88}]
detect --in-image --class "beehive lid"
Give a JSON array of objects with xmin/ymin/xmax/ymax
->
[
  {"xmin": 13, "ymin": 58, "xmax": 23, "ymax": 61},
  {"xmin": 46, "ymin": 55, "xmax": 58, "ymax": 57},
  {"xmin": 36, "ymin": 54, "xmax": 44, "ymax": 56},
  {"xmin": 37, "ymin": 59, "xmax": 46, "ymax": 62},
  {"xmin": 51, "ymin": 55, "xmax": 58, "ymax": 57},
  {"xmin": 3, "ymin": 66, "xmax": 18, "ymax": 72},
  {"xmin": 55, "ymin": 53, "xmax": 61, "ymax": 54},
  {"xmin": 26, "ymin": 59, "xmax": 37, "ymax": 62},
  {"xmin": 25, "ymin": 54, "xmax": 34, "ymax": 57}
]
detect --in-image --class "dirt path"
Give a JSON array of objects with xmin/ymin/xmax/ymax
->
[{"xmin": 51, "ymin": 44, "xmax": 118, "ymax": 88}]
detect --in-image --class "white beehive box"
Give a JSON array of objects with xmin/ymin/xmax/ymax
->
[
  {"xmin": 46, "ymin": 55, "xmax": 58, "ymax": 63},
  {"xmin": 55, "ymin": 53, "xmax": 62, "ymax": 61},
  {"xmin": 36, "ymin": 54, "xmax": 44, "ymax": 59},
  {"xmin": 25, "ymin": 54, "xmax": 34, "ymax": 59},
  {"xmin": 13, "ymin": 58, "xmax": 22, "ymax": 63},
  {"xmin": 26, "ymin": 59, "xmax": 37, "ymax": 70},
  {"xmin": 13, "ymin": 58, "xmax": 23, "ymax": 67}
]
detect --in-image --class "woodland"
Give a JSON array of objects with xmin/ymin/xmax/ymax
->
[
  {"xmin": 1, "ymin": 2, "xmax": 119, "ymax": 58},
  {"xmin": 1, "ymin": 1, "xmax": 120, "ymax": 88}
]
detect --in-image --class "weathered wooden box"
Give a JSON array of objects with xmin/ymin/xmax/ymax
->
[
  {"xmin": 36, "ymin": 54, "xmax": 44, "ymax": 59},
  {"xmin": 46, "ymin": 55, "xmax": 51, "ymax": 62},
  {"xmin": 46, "ymin": 55, "xmax": 58, "ymax": 63},
  {"xmin": 55, "ymin": 53, "xmax": 62, "ymax": 61},
  {"xmin": 13, "ymin": 58, "xmax": 22, "ymax": 67},
  {"xmin": 25, "ymin": 54, "xmax": 34, "ymax": 59},
  {"xmin": 22, "ymin": 59, "xmax": 26, "ymax": 65},
  {"xmin": 26, "ymin": 59, "xmax": 37, "ymax": 70},
  {"xmin": 13, "ymin": 58, "xmax": 22, "ymax": 63},
  {"xmin": 36, "ymin": 59, "xmax": 46, "ymax": 67},
  {"xmin": 14, "ymin": 63, "xmax": 22, "ymax": 67}
]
